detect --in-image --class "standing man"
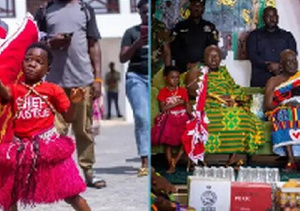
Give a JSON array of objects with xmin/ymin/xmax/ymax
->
[
  {"xmin": 35, "ymin": 0, "xmax": 106, "ymax": 188},
  {"xmin": 120, "ymin": 0, "xmax": 149, "ymax": 176},
  {"xmin": 171, "ymin": 0, "xmax": 219, "ymax": 73},
  {"xmin": 247, "ymin": 6, "xmax": 297, "ymax": 87},
  {"xmin": 105, "ymin": 62, "xmax": 122, "ymax": 119}
]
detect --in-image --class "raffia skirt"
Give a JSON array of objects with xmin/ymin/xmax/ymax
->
[{"xmin": 0, "ymin": 127, "xmax": 86, "ymax": 209}]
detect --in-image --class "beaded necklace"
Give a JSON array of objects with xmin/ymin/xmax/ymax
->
[{"xmin": 166, "ymin": 86, "xmax": 178, "ymax": 96}]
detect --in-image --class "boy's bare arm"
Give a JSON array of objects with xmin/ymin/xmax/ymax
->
[
  {"xmin": 0, "ymin": 80, "xmax": 11, "ymax": 104},
  {"xmin": 61, "ymin": 88, "xmax": 85, "ymax": 122}
]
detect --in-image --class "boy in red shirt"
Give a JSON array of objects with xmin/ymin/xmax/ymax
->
[{"xmin": 0, "ymin": 42, "xmax": 91, "ymax": 211}]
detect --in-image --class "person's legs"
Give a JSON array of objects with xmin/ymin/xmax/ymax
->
[
  {"xmin": 107, "ymin": 92, "xmax": 113, "ymax": 119},
  {"xmin": 141, "ymin": 156, "xmax": 148, "ymax": 168},
  {"xmin": 165, "ymin": 146, "xmax": 172, "ymax": 166},
  {"xmin": 226, "ymin": 153, "xmax": 243, "ymax": 171},
  {"xmin": 4, "ymin": 204, "xmax": 18, "ymax": 211},
  {"xmin": 165, "ymin": 146, "xmax": 175, "ymax": 173},
  {"xmin": 286, "ymin": 145, "xmax": 295, "ymax": 163},
  {"xmin": 285, "ymin": 145, "xmax": 297, "ymax": 170},
  {"xmin": 113, "ymin": 92, "xmax": 122, "ymax": 117},
  {"xmin": 71, "ymin": 86, "xmax": 105, "ymax": 188},
  {"xmin": 226, "ymin": 153, "xmax": 236, "ymax": 166},
  {"xmin": 126, "ymin": 72, "xmax": 149, "ymax": 174},
  {"xmin": 174, "ymin": 145, "xmax": 184, "ymax": 165},
  {"xmin": 65, "ymin": 195, "xmax": 91, "ymax": 211}
]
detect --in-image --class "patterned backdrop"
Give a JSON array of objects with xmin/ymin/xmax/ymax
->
[{"xmin": 155, "ymin": 0, "xmax": 276, "ymax": 60}]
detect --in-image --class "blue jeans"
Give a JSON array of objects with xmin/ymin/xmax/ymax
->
[{"xmin": 126, "ymin": 72, "xmax": 149, "ymax": 157}]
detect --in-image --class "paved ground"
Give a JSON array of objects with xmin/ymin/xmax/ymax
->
[{"xmin": 18, "ymin": 119, "xmax": 149, "ymax": 211}]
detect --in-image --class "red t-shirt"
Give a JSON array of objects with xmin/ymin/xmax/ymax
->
[
  {"xmin": 8, "ymin": 82, "xmax": 70, "ymax": 138},
  {"xmin": 157, "ymin": 87, "xmax": 189, "ymax": 111}
]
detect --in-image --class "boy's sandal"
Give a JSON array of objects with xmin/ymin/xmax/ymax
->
[
  {"xmin": 138, "ymin": 167, "xmax": 149, "ymax": 177},
  {"xmin": 87, "ymin": 177, "xmax": 107, "ymax": 189}
]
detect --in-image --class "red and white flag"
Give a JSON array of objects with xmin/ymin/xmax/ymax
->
[{"xmin": 182, "ymin": 66, "xmax": 209, "ymax": 164}]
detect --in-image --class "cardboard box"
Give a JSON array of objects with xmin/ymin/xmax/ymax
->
[
  {"xmin": 231, "ymin": 182, "xmax": 272, "ymax": 211},
  {"xmin": 188, "ymin": 176, "xmax": 231, "ymax": 211}
]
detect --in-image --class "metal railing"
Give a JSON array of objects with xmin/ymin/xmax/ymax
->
[
  {"xmin": 0, "ymin": 0, "xmax": 15, "ymax": 18},
  {"xmin": 84, "ymin": 0, "xmax": 139, "ymax": 14},
  {"xmin": 130, "ymin": 0, "xmax": 138, "ymax": 13},
  {"xmin": 83, "ymin": 0, "xmax": 120, "ymax": 14}
]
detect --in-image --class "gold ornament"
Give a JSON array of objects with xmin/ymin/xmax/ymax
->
[{"xmin": 217, "ymin": 0, "xmax": 237, "ymax": 8}]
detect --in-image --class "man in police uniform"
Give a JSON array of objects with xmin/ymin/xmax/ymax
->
[{"xmin": 171, "ymin": 0, "xmax": 219, "ymax": 73}]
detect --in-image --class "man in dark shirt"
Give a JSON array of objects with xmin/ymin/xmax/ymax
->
[
  {"xmin": 119, "ymin": 0, "xmax": 149, "ymax": 177},
  {"xmin": 247, "ymin": 6, "xmax": 297, "ymax": 87},
  {"xmin": 171, "ymin": 0, "xmax": 219, "ymax": 73}
]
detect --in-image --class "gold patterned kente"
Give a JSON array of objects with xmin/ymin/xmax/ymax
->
[{"xmin": 217, "ymin": 0, "xmax": 237, "ymax": 8}]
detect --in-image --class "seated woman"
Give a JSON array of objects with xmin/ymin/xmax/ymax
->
[
  {"xmin": 264, "ymin": 49, "xmax": 300, "ymax": 172},
  {"xmin": 183, "ymin": 45, "xmax": 265, "ymax": 168}
]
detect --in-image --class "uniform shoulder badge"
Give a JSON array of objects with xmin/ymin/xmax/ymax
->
[
  {"xmin": 180, "ymin": 29, "xmax": 189, "ymax": 33},
  {"xmin": 212, "ymin": 30, "xmax": 219, "ymax": 41},
  {"xmin": 204, "ymin": 25, "xmax": 212, "ymax": 32}
]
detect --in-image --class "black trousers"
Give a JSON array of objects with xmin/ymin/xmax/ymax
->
[{"xmin": 107, "ymin": 91, "xmax": 121, "ymax": 116}]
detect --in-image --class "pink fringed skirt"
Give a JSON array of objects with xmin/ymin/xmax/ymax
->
[
  {"xmin": 151, "ymin": 110, "xmax": 189, "ymax": 146},
  {"xmin": 0, "ymin": 127, "xmax": 86, "ymax": 209}
]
